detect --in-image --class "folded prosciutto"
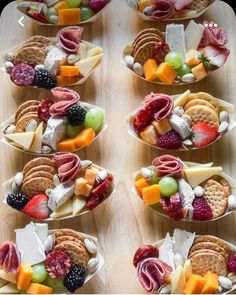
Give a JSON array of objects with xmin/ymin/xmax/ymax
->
[
  {"xmin": 56, "ymin": 26, "xmax": 84, "ymax": 54},
  {"xmin": 200, "ymin": 21, "xmax": 228, "ymax": 48},
  {"xmin": 152, "ymin": 155, "xmax": 184, "ymax": 178},
  {"xmin": 0, "ymin": 241, "xmax": 20, "ymax": 273},
  {"xmin": 150, "ymin": 0, "xmax": 175, "ymax": 20}
]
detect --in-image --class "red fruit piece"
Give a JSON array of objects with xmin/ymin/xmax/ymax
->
[
  {"xmin": 133, "ymin": 104, "xmax": 153, "ymax": 134},
  {"xmin": 23, "ymin": 194, "xmax": 49, "ymax": 220},
  {"xmin": 86, "ymin": 174, "xmax": 113, "ymax": 210},
  {"xmin": 200, "ymin": 46, "xmax": 230, "ymax": 69},
  {"xmin": 133, "ymin": 245, "xmax": 159, "ymax": 267},
  {"xmin": 160, "ymin": 193, "xmax": 184, "ymax": 220},
  {"xmin": 174, "ymin": 0, "xmax": 193, "ymax": 11},
  {"xmin": 158, "ymin": 130, "xmax": 182, "ymax": 149},
  {"xmin": 152, "ymin": 42, "xmax": 170, "ymax": 64},
  {"xmin": 192, "ymin": 123, "xmax": 219, "ymax": 148},
  {"xmin": 89, "ymin": 0, "xmax": 108, "ymax": 13},
  {"xmin": 27, "ymin": 10, "xmax": 49, "ymax": 23},
  {"xmin": 45, "ymin": 250, "xmax": 71, "ymax": 279},
  {"xmin": 38, "ymin": 99, "xmax": 53, "ymax": 122},
  {"xmin": 227, "ymin": 253, "xmax": 236, "ymax": 273},
  {"xmin": 192, "ymin": 197, "xmax": 213, "ymax": 221}
]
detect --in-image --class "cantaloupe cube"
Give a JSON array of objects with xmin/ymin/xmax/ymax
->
[
  {"xmin": 138, "ymin": 0, "xmax": 152, "ymax": 12},
  {"xmin": 54, "ymin": 1, "xmax": 69, "ymax": 12},
  {"xmin": 27, "ymin": 283, "xmax": 53, "ymax": 294},
  {"xmin": 201, "ymin": 271, "xmax": 218, "ymax": 294},
  {"xmin": 185, "ymin": 49, "xmax": 201, "ymax": 66},
  {"xmin": 58, "ymin": 8, "xmax": 81, "ymax": 25},
  {"xmin": 140, "ymin": 125, "xmax": 158, "ymax": 145},
  {"xmin": 184, "ymin": 274, "xmax": 206, "ymax": 294},
  {"xmin": 85, "ymin": 167, "xmax": 99, "ymax": 186},
  {"xmin": 74, "ymin": 128, "xmax": 95, "ymax": 148},
  {"xmin": 74, "ymin": 178, "xmax": 93, "ymax": 197},
  {"xmin": 191, "ymin": 63, "xmax": 208, "ymax": 80},
  {"xmin": 152, "ymin": 119, "xmax": 172, "ymax": 136},
  {"xmin": 56, "ymin": 75, "xmax": 81, "ymax": 86},
  {"xmin": 143, "ymin": 59, "xmax": 159, "ymax": 81},
  {"xmin": 60, "ymin": 66, "xmax": 80, "ymax": 77},
  {"xmin": 57, "ymin": 138, "xmax": 77, "ymax": 152},
  {"xmin": 142, "ymin": 184, "xmax": 161, "ymax": 206},
  {"xmin": 16, "ymin": 264, "xmax": 33, "ymax": 291},
  {"xmin": 135, "ymin": 177, "xmax": 149, "ymax": 194},
  {"xmin": 156, "ymin": 62, "xmax": 177, "ymax": 85}
]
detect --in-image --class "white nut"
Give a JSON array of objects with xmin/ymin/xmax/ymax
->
[
  {"xmin": 5, "ymin": 52, "xmax": 15, "ymax": 62},
  {"xmin": 84, "ymin": 238, "xmax": 97, "ymax": 254},
  {"xmin": 194, "ymin": 186, "xmax": 205, "ymax": 197},
  {"xmin": 218, "ymin": 121, "xmax": 229, "ymax": 134},
  {"xmin": 35, "ymin": 64, "xmax": 45, "ymax": 71},
  {"xmin": 14, "ymin": 172, "xmax": 24, "ymax": 187},
  {"xmin": 219, "ymin": 276, "xmax": 233, "ymax": 290},
  {"xmin": 133, "ymin": 63, "xmax": 144, "ymax": 76},
  {"xmin": 4, "ymin": 124, "xmax": 16, "ymax": 134},
  {"xmin": 220, "ymin": 111, "xmax": 229, "ymax": 123},
  {"xmin": 182, "ymin": 139, "xmax": 193, "ymax": 149},
  {"xmin": 217, "ymin": 285, "xmax": 223, "ymax": 294},
  {"xmin": 44, "ymin": 235, "xmax": 55, "ymax": 253},
  {"xmin": 174, "ymin": 253, "xmax": 184, "ymax": 267},
  {"xmin": 26, "ymin": 119, "xmax": 38, "ymax": 132},
  {"xmin": 80, "ymin": 160, "xmax": 93, "ymax": 169},
  {"xmin": 96, "ymin": 170, "xmax": 108, "ymax": 182},
  {"xmin": 12, "ymin": 182, "xmax": 19, "ymax": 194},
  {"xmin": 141, "ymin": 167, "xmax": 153, "ymax": 179},
  {"xmin": 174, "ymin": 106, "xmax": 184, "ymax": 117},
  {"xmin": 5, "ymin": 61, "xmax": 14, "ymax": 73},
  {"xmin": 42, "ymin": 145, "xmax": 52, "ymax": 154},
  {"xmin": 144, "ymin": 6, "xmax": 156, "ymax": 15},
  {"xmin": 181, "ymin": 73, "xmax": 196, "ymax": 83},
  {"xmin": 182, "ymin": 114, "xmax": 192, "ymax": 126},
  {"xmin": 81, "ymin": 0, "xmax": 89, "ymax": 5},
  {"xmin": 188, "ymin": 206, "xmax": 194, "ymax": 220},
  {"xmin": 228, "ymin": 273, "xmax": 236, "ymax": 284},
  {"xmin": 228, "ymin": 195, "xmax": 236, "ymax": 210},
  {"xmin": 158, "ymin": 284, "xmax": 171, "ymax": 294},
  {"xmin": 67, "ymin": 54, "xmax": 80, "ymax": 64},
  {"xmin": 17, "ymin": 2, "xmax": 30, "ymax": 10},
  {"xmin": 88, "ymin": 258, "xmax": 99, "ymax": 274},
  {"xmin": 127, "ymin": 0, "xmax": 138, "ymax": 9},
  {"xmin": 53, "ymin": 174, "xmax": 61, "ymax": 187},
  {"xmin": 50, "ymin": 15, "xmax": 58, "ymax": 24},
  {"xmin": 124, "ymin": 55, "xmax": 134, "ymax": 69},
  {"xmin": 45, "ymin": 188, "xmax": 53, "ymax": 197}
]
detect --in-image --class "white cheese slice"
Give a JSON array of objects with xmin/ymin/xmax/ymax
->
[
  {"xmin": 87, "ymin": 47, "xmax": 103, "ymax": 58},
  {"xmin": 48, "ymin": 182, "xmax": 75, "ymax": 211},
  {"xmin": 174, "ymin": 90, "xmax": 191, "ymax": 107},
  {"xmin": 173, "ymin": 229, "xmax": 195, "ymax": 261},
  {"xmin": 166, "ymin": 24, "xmax": 186, "ymax": 57},
  {"xmin": 183, "ymin": 259, "xmax": 192, "ymax": 281},
  {"xmin": 42, "ymin": 118, "xmax": 66, "ymax": 151},
  {"xmin": 75, "ymin": 54, "xmax": 104, "ymax": 77},
  {"xmin": 159, "ymin": 233, "xmax": 175, "ymax": 271},
  {"xmin": 50, "ymin": 198, "xmax": 73, "ymax": 219},
  {"xmin": 79, "ymin": 43, "xmax": 87, "ymax": 60},
  {"xmin": 184, "ymin": 167, "xmax": 223, "ymax": 188},
  {"xmin": 0, "ymin": 283, "xmax": 19, "ymax": 294},
  {"xmin": 73, "ymin": 195, "xmax": 86, "ymax": 215},
  {"xmin": 185, "ymin": 20, "xmax": 205, "ymax": 52},
  {"xmin": 5, "ymin": 132, "xmax": 35, "ymax": 149},
  {"xmin": 44, "ymin": 47, "xmax": 67, "ymax": 76},
  {"xmin": 28, "ymin": 122, "xmax": 43, "ymax": 153},
  {"xmin": 0, "ymin": 270, "xmax": 16, "ymax": 284},
  {"xmin": 35, "ymin": 223, "xmax": 48, "ymax": 245},
  {"xmin": 171, "ymin": 265, "xmax": 186, "ymax": 294}
]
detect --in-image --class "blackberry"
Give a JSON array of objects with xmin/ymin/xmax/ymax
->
[
  {"xmin": 63, "ymin": 265, "xmax": 86, "ymax": 293},
  {"xmin": 34, "ymin": 69, "xmax": 56, "ymax": 89},
  {"xmin": 6, "ymin": 193, "xmax": 28, "ymax": 211},
  {"xmin": 67, "ymin": 105, "xmax": 87, "ymax": 126}
]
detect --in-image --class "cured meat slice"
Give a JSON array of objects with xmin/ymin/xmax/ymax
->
[
  {"xmin": 199, "ymin": 21, "xmax": 228, "ymax": 48},
  {"xmin": 45, "ymin": 250, "xmax": 71, "ymax": 279},
  {"xmin": 54, "ymin": 152, "xmax": 81, "ymax": 184},
  {"xmin": 137, "ymin": 257, "xmax": 172, "ymax": 292},
  {"xmin": 151, "ymin": 0, "xmax": 175, "ymax": 20},
  {"xmin": 56, "ymin": 26, "xmax": 84, "ymax": 54},
  {"xmin": 0, "ymin": 242, "xmax": 20, "ymax": 273},
  {"xmin": 10, "ymin": 64, "xmax": 35, "ymax": 86},
  {"xmin": 38, "ymin": 100, "xmax": 54, "ymax": 122},
  {"xmin": 50, "ymin": 87, "xmax": 80, "ymax": 116},
  {"xmin": 152, "ymin": 155, "xmax": 183, "ymax": 178}
]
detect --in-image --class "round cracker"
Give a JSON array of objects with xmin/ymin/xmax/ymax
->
[
  {"xmin": 23, "ymin": 171, "xmax": 54, "ymax": 184},
  {"xmin": 55, "ymin": 236, "xmax": 86, "ymax": 252},
  {"xmin": 20, "ymin": 176, "xmax": 54, "ymax": 198},
  {"xmin": 54, "ymin": 229, "xmax": 85, "ymax": 242},
  {"xmin": 194, "ymin": 235, "xmax": 229, "ymax": 253},
  {"xmin": 23, "ymin": 158, "xmax": 56, "ymax": 175},
  {"xmin": 15, "ymin": 100, "xmax": 39, "ymax": 121},
  {"xmin": 26, "ymin": 35, "xmax": 51, "ymax": 45},
  {"xmin": 189, "ymin": 242, "xmax": 228, "ymax": 260},
  {"xmin": 133, "ymin": 28, "xmax": 163, "ymax": 45},
  {"xmin": 22, "ymin": 42, "xmax": 47, "ymax": 50},
  {"xmin": 15, "ymin": 113, "xmax": 40, "ymax": 132},
  {"xmin": 184, "ymin": 99, "xmax": 217, "ymax": 112},
  {"xmin": 187, "ymin": 92, "xmax": 220, "ymax": 112},
  {"xmin": 210, "ymin": 175, "xmax": 231, "ymax": 196},
  {"xmin": 14, "ymin": 47, "xmax": 46, "ymax": 66},
  {"xmin": 189, "ymin": 249, "xmax": 226, "ymax": 262},
  {"xmin": 133, "ymin": 36, "xmax": 164, "ymax": 56},
  {"xmin": 25, "ymin": 165, "xmax": 56, "ymax": 179},
  {"xmin": 16, "ymin": 106, "xmax": 39, "ymax": 123},
  {"xmin": 134, "ymin": 41, "xmax": 157, "ymax": 65}
]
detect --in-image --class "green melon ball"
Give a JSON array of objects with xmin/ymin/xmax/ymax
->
[
  {"xmin": 80, "ymin": 6, "xmax": 95, "ymax": 21},
  {"xmin": 159, "ymin": 176, "xmax": 178, "ymax": 197}
]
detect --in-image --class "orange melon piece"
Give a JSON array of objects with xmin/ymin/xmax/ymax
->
[
  {"xmin": 135, "ymin": 177, "xmax": 149, "ymax": 194},
  {"xmin": 74, "ymin": 128, "xmax": 95, "ymax": 148},
  {"xmin": 16, "ymin": 264, "xmax": 33, "ymax": 291},
  {"xmin": 140, "ymin": 125, "xmax": 158, "ymax": 145},
  {"xmin": 60, "ymin": 66, "xmax": 80, "ymax": 77},
  {"xmin": 185, "ymin": 49, "xmax": 201, "ymax": 67},
  {"xmin": 58, "ymin": 8, "xmax": 81, "ymax": 25},
  {"xmin": 142, "ymin": 184, "xmax": 161, "ymax": 206},
  {"xmin": 75, "ymin": 178, "xmax": 93, "ymax": 197},
  {"xmin": 201, "ymin": 271, "xmax": 218, "ymax": 294},
  {"xmin": 152, "ymin": 119, "xmax": 172, "ymax": 136},
  {"xmin": 54, "ymin": 1, "xmax": 69, "ymax": 12},
  {"xmin": 27, "ymin": 283, "xmax": 53, "ymax": 294},
  {"xmin": 56, "ymin": 75, "xmax": 81, "ymax": 86},
  {"xmin": 156, "ymin": 62, "xmax": 177, "ymax": 85},
  {"xmin": 57, "ymin": 138, "xmax": 77, "ymax": 152},
  {"xmin": 85, "ymin": 167, "xmax": 99, "ymax": 186},
  {"xmin": 184, "ymin": 274, "xmax": 206, "ymax": 294},
  {"xmin": 191, "ymin": 63, "xmax": 208, "ymax": 80},
  {"xmin": 143, "ymin": 59, "xmax": 159, "ymax": 81}
]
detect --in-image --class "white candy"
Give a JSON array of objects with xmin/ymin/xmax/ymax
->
[
  {"xmin": 218, "ymin": 121, "xmax": 229, "ymax": 134},
  {"xmin": 174, "ymin": 253, "xmax": 184, "ymax": 267},
  {"xmin": 194, "ymin": 186, "xmax": 205, "ymax": 197},
  {"xmin": 35, "ymin": 64, "xmax": 45, "ymax": 70},
  {"xmin": 220, "ymin": 111, "xmax": 229, "ymax": 123},
  {"xmin": 144, "ymin": 6, "xmax": 156, "ymax": 15},
  {"xmin": 133, "ymin": 63, "xmax": 144, "ymax": 76},
  {"xmin": 124, "ymin": 55, "xmax": 134, "ymax": 69},
  {"xmin": 174, "ymin": 106, "xmax": 184, "ymax": 117},
  {"xmin": 88, "ymin": 258, "xmax": 99, "ymax": 274},
  {"xmin": 14, "ymin": 172, "xmax": 24, "ymax": 187},
  {"xmin": 96, "ymin": 170, "xmax": 108, "ymax": 182},
  {"xmin": 26, "ymin": 119, "xmax": 38, "ymax": 132},
  {"xmin": 181, "ymin": 73, "xmax": 196, "ymax": 83},
  {"xmin": 4, "ymin": 124, "xmax": 16, "ymax": 134},
  {"xmin": 80, "ymin": 160, "xmax": 93, "ymax": 169},
  {"xmin": 219, "ymin": 276, "xmax": 233, "ymax": 290},
  {"xmin": 127, "ymin": 0, "xmax": 138, "ymax": 9},
  {"xmin": 50, "ymin": 15, "xmax": 58, "ymax": 24},
  {"xmin": 84, "ymin": 238, "xmax": 97, "ymax": 254},
  {"xmin": 53, "ymin": 174, "xmax": 61, "ymax": 187},
  {"xmin": 67, "ymin": 54, "xmax": 80, "ymax": 64},
  {"xmin": 42, "ymin": 145, "xmax": 52, "ymax": 154},
  {"xmin": 5, "ymin": 61, "xmax": 14, "ymax": 73},
  {"xmin": 182, "ymin": 139, "xmax": 193, "ymax": 149},
  {"xmin": 5, "ymin": 52, "xmax": 15, "ymax": 62},
  {"xmin": 158, "ymin": 284, "xmax": 171, "ymax": 294},
  {"xmin": 228, "ymin": 195, "xmax": 236, "ymax": 210},
  {"xmin": 141, "ymin": 168, "xmax": 153, "ymax": 179}
]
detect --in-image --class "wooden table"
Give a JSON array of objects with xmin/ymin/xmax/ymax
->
[{"xmin": 0, "ymin": 0, "xmax": 236, "ymax": 293}]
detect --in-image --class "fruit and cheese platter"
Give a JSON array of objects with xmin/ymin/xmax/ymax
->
[
  {"xmin": 16, "ymin": 0, "xmax": 111, "ymax": 26},
  {"xmin": 0, "ymin": 223, "xmax": 104, "ymax": 294},
  {"xmin": 0, "ymin": 88, "xmax": 106, "ymax": 155},
  {"xmin": 128, "ymin": 91, "xmax": 236, "ymax": 151},
  {"xmin": 133, "ymin": 156, "xmax": 236, "ymax": 222},
  {"xmin": 133, "ymin": 229, "xmax": 236, "ymax": 294},
  {"xmin": 2, "ymin": 154, "xmax": 114, "ymax": 221},
  {"xmin": 0, "ymin": 26, "xmax": 104, "ymax": 89},
  {"xmin": 126, "ymin": 0, "xmax": 215, "ymax": 21},
  {"xmin": 122, "ymin": 21, "xmax": 230, "ymax": 85}
]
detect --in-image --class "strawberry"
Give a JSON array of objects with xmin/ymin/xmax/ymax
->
[
  {"xmin": 174, "ymin": 0, "xmax": 193, "ymax": 11},
  {"xmin": 23, "ymin": 194, "xmax": 49, "ymax": 219},
  {"xmin": 200, "ymin": 46, "xmax": 230, "ymax": 70},
  {"xmin": 192, "ymin": 123, "xmax": 219, "ymax": 148}
]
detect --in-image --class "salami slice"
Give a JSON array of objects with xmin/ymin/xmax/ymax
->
[
  {"xmin": 152, "ymin": 155, "xmax": 184, "ymax": 178},
  {"xmin": 56, "ymin": 26, "xmax": 84, "ymax": 54},
  {"xmin": 45, "ymin": 250, "xmax": 71, "ymax": 279},
  {"xmin": 0, "ymin": 242, "xmax": 20, "ymax": 273},
  {"xmin": 54, "ymin": 152, "xmax": 81, "ymax": 184},
  {"xmin": 10, "ymin": 64, "xmax": 35, "ymax": 86},
  {"xmin": 151, "ymin": 0, "xmax": 175, "ymax": 20},
  {"xmin": 137, "ymin": 257, "xmax": 172, "ymax": 293},
  {"xmin": 199, "ymin": 21, "xmax": 228, "ymax": 48}
]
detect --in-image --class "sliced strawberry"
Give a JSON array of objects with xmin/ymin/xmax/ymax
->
[
  {"xmin": 174, "ymin": 0, "xmax": 193, "ymax": 11},
  {"xmin": 200, "ymin": 46, "xmax": 230, "ymax": 69},
  {"xmin": 23, "ymin": 194, "xmax": 49, "ymax": 219},
  {"xmin": 192, "ymin": 123, "xmax": 219, "ymax": 148},
  {"xmin": 133, "ymin": 104, "xmax": 153, "ymax": 134}
]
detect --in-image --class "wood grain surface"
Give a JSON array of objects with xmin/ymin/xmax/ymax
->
[{"xmin": 0, "ymin": 0, "xmax": 236, "ymax": 293}]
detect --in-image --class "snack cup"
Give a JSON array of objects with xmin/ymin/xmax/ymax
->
[
  {"xmin": 127, "ymin": 94, "xmax": 236, "ymax": 151},
  {"xmin": 126, "ymin": 0, "xmax": 215, "ymax": 21}
]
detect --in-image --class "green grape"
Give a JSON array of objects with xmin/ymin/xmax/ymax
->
[
  {"xmin": 65, "ymin": 0, "xmax": 81, "ymax": 8},
  {"xmin": 45, "ymin": 7, "xmax": 58, "ymax": 22},
  {"xmin": 43, "ymin": 276, "xmax": 66, "ymax": 294},
  {"xmin": 176, "ymin": 64, "xmax": 191, "ymax": 77},
  {"xmin": 84, "ymin": 108, "xmax": 104, "ymax": 132},
  {"xmin": 80, "ymin": 7, "xmax": 95, "ymax": 21},
  {"xmin": 66, "ymin": 123, "xmax": 84, "ymax": 138},
  {"xmin": 165, "ymin": 52, "xmax": 184, "ymax": 69},
  {"xmin": 32, "ymin": 263, "xmax": 47, "ymax": 283},
  {"xmin": 159, "ymin": 176, "xmax": 178, "ymax": 197},
  {"xmin": 147, "ymin": 166, "xmax": 160, "ymax": 185}
]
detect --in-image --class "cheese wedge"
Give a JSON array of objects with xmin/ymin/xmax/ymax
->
[
  {"xmin": 50, "ymin": 198, "xmax": 73, "ymax": 219},
  {"xmin": 0, "ymin": 283, "xmax": 19, "ymax": 294},
  {"xmin": 87, "ymin": 47, "xmax": 103, "ymax": 58},
  {"xmin": 184, "ymin": 167, "xmax": 223, "ymax": 188},
  {"xmin": 183, "ymin": 259, "xmax": 192, "ymax": 281},
  {"xmin": 79, "ymin": 43, "xmax": 87, "ymax": 60},
  {"xmin": 0, "ymin": 270, "xmax": 16, "ymax": 284},
  {"xmin": 73, "ymin": 195, "xmax": 86, "ymax": 215},
  {"xmin": 174, "ymin": 90, "xmax": 191, "ymax": 107},
  {"xmin": 75, "ymin": 54, "xmax": 104, "ymax": 77},
  {"xmin": 185, "ymin": 20, "xmax": 205, "ymax": 52},
  {"xmin": 0, "ymin": 279, "xmax": 7, "ymax": 288},
  {"xmin": 5, "ymin": 132, "xmax": 35, "ymax": 149},
  {"xmin": 171, "ymin": 265, "xmax": 186, "ymax": 294},
  {"xmin": 28, "ymin": 122, "xmax": 43, "ymax": 153},
  {"xmin": 166, "ymin": 24, "xmax": 186, "ymax": 57}
]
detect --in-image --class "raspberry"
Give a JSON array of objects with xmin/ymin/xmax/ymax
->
[
  {"xmin": 160, "ymin": 193, "xmax": 184, "ymax": 220},
  {"xmin": 227, "ymin": 253, "xmax": 236, "ymax": 273},
  {"xmin": 133, "ymin": 245, "xmax": 159, "ymax": 267},
  {"xmin": 89, "ymin": 0, "xmax": 108, "ymax": 13},
  {"xmin": 158, "ymin": 130, "xmax": 182, "ymax": 149},
  {"xmin": 192, "ymin": 197, "xmax": 213, "ymax": 221}
]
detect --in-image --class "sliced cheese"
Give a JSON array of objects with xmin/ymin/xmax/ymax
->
[
  {"xmin": 174, "ymin": 90, "xmax": 191, "ymax": 107},
  {"xmin": 79, "ymin": 43, "xmax": 87, "ymax": 60},
  {"xmin": 75, "ymin": 54, "xmax": 104, "ymax": 77},
  {"xmin": 0, "ymin": 279, "xmax": 7, "ymax": 288},
  {"xmin": 185, "ymin": 20, "xmax": 205, "ymax": 52},
  {"xmin": 73, "ymin": 195, "xmax": 86, "ymax": 216},
  {"xmin": 171, "ymin": 265, "xmax": 186, "ymax": 294},
  {"xmin": 184, "ymin": 167, "xmax": 223, "ymax": 188},
  {"xmin": 50, "ymin": 198, "xmax": 73, "ymax": 219},
  {"xmin": 28, "ymin": 122, "xmax": 43, "ymax": 153},
  {"xmin": 5, "ymin": 132, "xmax": 35, "ymax": 149},
  {"xmin": 87, "ymin": 47, "xmax": 103, "ymax": 58},
  {"xmin": 166, "ymin": 24, "xmax": 186, "ymax": 57},
  {"xmin": 183, "ymin": 259, "xmax": 192, "ymax": 281},
  {"xmin": 0, "ymin": 282, "xmax": 19, "ymax": 294},
  {"xmin": 0, "ymin": 270, "xmax": 16, "ymax": 284},
  {"xmin": 173, "ymin": 229, "xmax": 195, "ymax": 261}
]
